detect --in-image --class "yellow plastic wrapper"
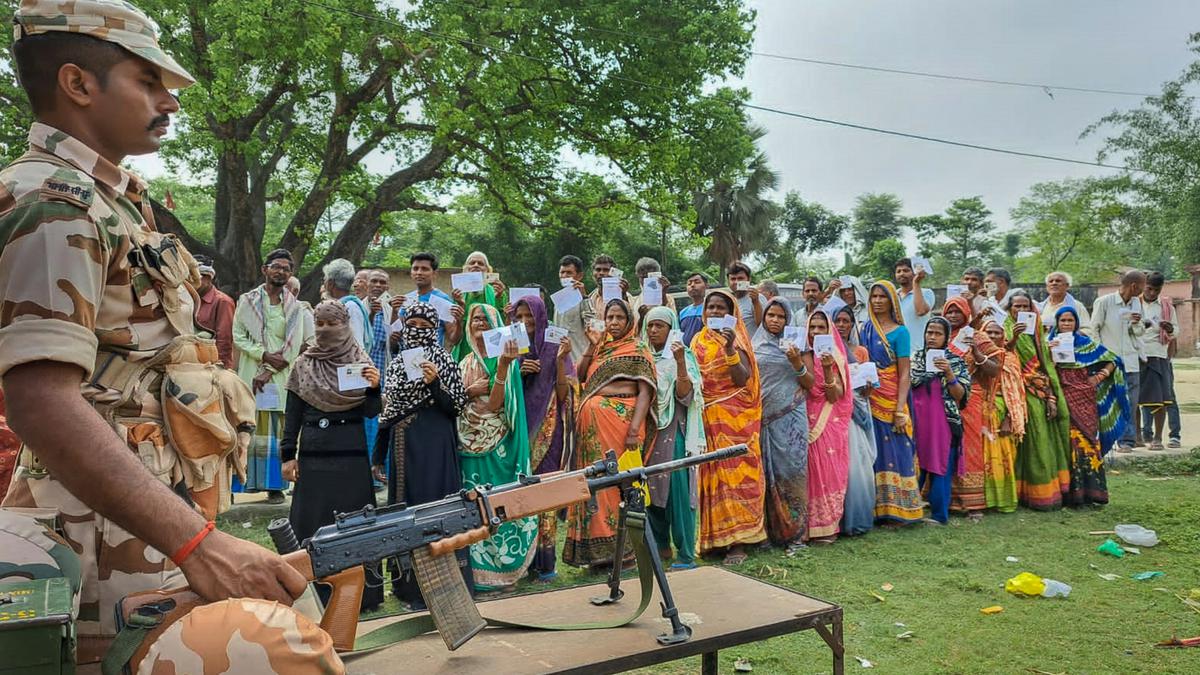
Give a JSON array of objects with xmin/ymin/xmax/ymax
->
[
  {"xmin": 980, "ymin": 605, "xmax": 1004, "ymax": 615},
  {"xmin": 1005, "ymin": 572, "xmax": 1046, "ymax": 597}
]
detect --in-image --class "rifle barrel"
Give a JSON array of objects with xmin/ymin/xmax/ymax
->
[{"xmin": 585, "ymin": 443, "xmax": 748, "ymax": 492}]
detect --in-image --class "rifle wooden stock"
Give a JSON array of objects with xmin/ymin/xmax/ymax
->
[{"xmin": 484, "ymin": 472, "xmax": 592, "ymax": 521}]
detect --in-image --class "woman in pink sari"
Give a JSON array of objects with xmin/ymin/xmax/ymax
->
[{"xmin": 804, "ymin": 309, "xmax": 852, "ymax": 543}]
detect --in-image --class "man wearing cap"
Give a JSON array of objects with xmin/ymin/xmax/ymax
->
[
  {"xmin": 0, "ymin": 0, "xmax": 307, "ymax": 666},
  {"xmin": 195, "ymin": 258, "xmax": 237, "ymax": 369}
]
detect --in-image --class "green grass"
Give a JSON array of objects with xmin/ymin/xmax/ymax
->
[{"xmin": 220, "ymin": 461, "xmax": 1200, "ymax": 674}]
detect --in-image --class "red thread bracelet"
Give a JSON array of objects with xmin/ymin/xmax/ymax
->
[{"xmin": 171, "ymin": 521, "xmax": 215, "ymax": 566}]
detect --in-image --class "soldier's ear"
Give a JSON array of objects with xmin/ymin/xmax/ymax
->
[{"xmin": 57, "ymin": 63, "xmax": 98, "ymax": 108}]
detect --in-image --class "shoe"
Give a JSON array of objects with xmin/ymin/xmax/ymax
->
[
  {"xmin": 1132, "ymin": 439, "xmax": 1147, "ymax": 449},
  {"xmin": 1116, "ymin": 445, "xmax": 1134, "ymax": 454},
  {"xmin": 1168, "ymin": 439, "xmax": 1181, "ymax": 449},
  {"xmin": 266, "ymin": 491, "xmax": 286, "ymax": 505},
  {"xmin": 670, "ymin": 562, "xmax": 698, "ymax": 571},
  {"xmin": 1149, "ymin": 441, "xmax": 1165, "ymax": 451}
]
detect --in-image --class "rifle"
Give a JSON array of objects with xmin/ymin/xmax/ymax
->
[{"xmin": 106, "ymin": 444, "xmax": 748, "ymax": 669}]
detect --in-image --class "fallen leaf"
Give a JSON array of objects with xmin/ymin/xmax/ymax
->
[
  {"xmin": 896, "ymin": 630, "xmax": 915, "ymax": 639},
  {"xmin": 1005, "ymin": 556, "xmax": 1020, "ymax": 563},
  {"xmin": 870, "ymin": 591, "xmax": 887, "ymax": 603},
  {"xmin": 1146, "ymin": 476, "xmax": 1174, "ymax": 481},
  {"xmin": 1110, "ymin": 470, "xmax": 1121, "ymax": 475},
  {"xmin": 1153, "ymin": 587, "xmax": 1172, "ymax": 593},
  {"xmin": 241, "ymin": 522, "xmax": 253, "ymax": 529},
  {"xmin": 980, "ymin": 606, "xmax": 1004, "ymax": 615},
  {"xmin": 1122, "ymin": 546, "xmax": 1142, "ymax": 555},
  {"xmin": 734, "ymin": 657, "xmax": 753, "ymax": 672},
  {"xmin": 1097, "ymin": 573, "xmax": 1122, "ymax": 581},
  {"xmin": 881, "ymin": 583, "xmax": 894, "ymax": 592},
  {"xmin": 855, "ymin": 656, "xmax": 874, "ymax": 668},
  {"xmin": 1088, "ymin": 564, "xmax": 1100, "ymax": 570},
  {"xmin": 1132, "ymin": 571, "xmax": 1164, "ymax": 581},
  {"xmin": 894, "ymin": 622, "xmax": 907, "ymax": 627}
]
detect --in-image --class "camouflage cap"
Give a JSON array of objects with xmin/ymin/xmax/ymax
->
[{"xmin": 13, "ymin": 0, "xmax": 195, "ymax": 89}]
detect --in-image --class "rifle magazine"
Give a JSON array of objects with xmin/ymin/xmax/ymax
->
[{"xmin": 412, "ymin": 546, "xmax": 486, "ymax": 650}]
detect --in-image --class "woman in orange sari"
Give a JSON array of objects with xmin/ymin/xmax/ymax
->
[
  {"xmin": 981, "ymin": 318, "xmax": 1025, "ymax": 512},
  {"xmin": 564, "ymin": 299, "xmax": 657, "ymax": 568},
  {"xmin": 692, "ymin": 289, "xmax": 766, "ymax": 565},
  {"xmin": 944, "ymin": 296, "xmax": 1000, "ymax": 519}
]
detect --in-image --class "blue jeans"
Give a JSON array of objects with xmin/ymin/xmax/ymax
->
[{"xmin": 1121, "ymin": 371, "xmax": 1141, "ymax": 447}]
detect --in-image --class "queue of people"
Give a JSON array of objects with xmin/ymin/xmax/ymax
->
[{"xmin": 205, "ymin": 249, "xmax": 1181, "ymax": 611}]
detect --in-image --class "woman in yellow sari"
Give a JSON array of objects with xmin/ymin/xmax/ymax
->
[
  {"xmin": 564, "ymin": 299, "xmax": 657, "ymax": 568},
  {"xmin": 692, "ymin": 289, "xmax": 766, "ymax": 565}
]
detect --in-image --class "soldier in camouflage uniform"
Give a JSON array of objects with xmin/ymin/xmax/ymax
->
[{"xmin": 0, "ymin": 0, "xmax": 314, "ymax": 667}]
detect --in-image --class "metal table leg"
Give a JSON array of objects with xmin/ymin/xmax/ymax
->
[{"xmin": 702, "ymin": 650, "xmax": 719, "ymax": 675}]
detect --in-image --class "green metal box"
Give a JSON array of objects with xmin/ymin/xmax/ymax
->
[{"xmin": 0, "ymin": 577, "xmax": 75, "ymax": 674}]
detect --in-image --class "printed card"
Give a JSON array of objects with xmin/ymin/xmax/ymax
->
[
  {"xmin": 254, "ymin": 383, "xmax": 281, "ymax": 410},
  {"xmin": 400, "ymin": 348, "xmax": 426, "ymax": 381},
  {"xmin": 924, "ymin": 348, "xmax": 946, "ymax": 373},
  {"xmin": 667, "ymin": 329, "xmax": 684, "ymax": 348},
  {"xmin": 550, "ymin": 285, "xmax": 582, "ymax": 313},
  {"xmin": 1050, "ymin": 334, "xmax": 1076, "ymax": 363},
  {"xmin": 602, "ymin": 277, "xmax": 622, "ymax": 303},
  {"xmin": 734, "ymin": 281, "xmax": 751, "ymax": 292},
  {"xmin": 945, "ymin": 284, "xmax": 967, "ymax": 299},
  {"xmin": 1018, "ymin": 312, "xmax": 1038, "ymax": 335},
  {"xmin": 428, "ymin": 294, "xmax": 455, "ymax": 323},
  {"xmin": 544, "ymin": 325, "xmax": 569, "ymax": 345},
  {"xmin": 821, "ymin": 295, "xmax": 848, "ymax": 318},
  {"xmin": 912, "ymin": 256, "xmax": 933, "ymax": 275},
  {"xmin": 812, "ymin": 334, "xmax": 835, "ymax": 357},
  {"xmin": 337, "ymin": 364, "xmax": 370, "ymax": 391},
  {"xmin": 451, "ymin": 271, "xmax": 485, "ymax": 293},
  {"xmin": 781, "ymin": 325, "xmax": 806, "ymax": 351},
  {"xmin": 642, "ymin": 276, "xmax": 663, "ymax": 307},
  {"xmin": 609, "ymin": 268, "xmax": 624, "ymax": 279},
  {"xmin": 951, "ymin": 325, "xmax": 974, "ymax": 352},
  {"xmin": 510, "ymin": 323, "xmax": 531, "ymax": 354},
  {"xmin": 509, "ymin": 287, "xmax": 540, "ymax": 305}
]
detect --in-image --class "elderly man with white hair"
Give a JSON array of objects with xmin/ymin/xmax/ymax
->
[
  {"xmin": 323, "ymin": 258, "xmax": 373, "ymax": 350},
  {"xmin": 1039, "ymin": 270, "xmax": 1091, "ymax": 335}
]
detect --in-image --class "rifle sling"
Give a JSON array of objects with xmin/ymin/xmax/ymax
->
[{"xmin": 350, "ymin": 511, "xmax": 658, "ymax": 653}]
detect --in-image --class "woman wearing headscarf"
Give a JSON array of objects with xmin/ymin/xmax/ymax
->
[
  {"xmin": 804, "ymin": 309, "xmax": 853, "ymax": 543},
  {"xmin": 943, "ymin": 296, "xmax": 999, "ymax": 519},
  {"xmin": 693, "ymin": 289, "xmax": 766, "ymax": 565},
  {"xmin": 373, "ymin": 301, "xmax": 471, "ymax": 607},
  {"xmin": 861, "ymin": 281, "xmax": 922, "ymax": 526},
  {"xmin": 980, "ymin": 318, "xmax": 1025, "ymax": 513},
  {"xmin": 281, "ymin": 301, "xmax": 384, "ymax": 611},
  {"xmin": 1004, "ymin": 290, "xmax": 1071, "ymax": 510},
  {"xmin": 451, "ymin": 251, "xmax": 508, "ymax": 361},
  {"xmin": 752, "ymin": 298, "xmax": 814, "ymax": 550},
  {"xmin": 836, "ymin": 275, "xmax": 873, "ymax": 326},
  {"xmin": 509, "ymin": 295, "xmax": 576, "ymax": 581},
  {"xmin": 642, "ymin": 306, "xmax": 706, "ymax": 569},
  {"xmin": 457, "ymin": 303, "xmax": 534, "ymax": 589},
  {"xmin": 832, "ymin": 305, "xmax": 877, "ymax": 536},
  {"xmin": 1048, "ymin": 306, "xmax": 1130, "ymax": 506},
  {"xmin": 910, "ymin": 317, "xmax": 970, "ymax": 524},
  {"xmin": 565, "ymin": 299, "xmax": 657, "ymax": 568}
]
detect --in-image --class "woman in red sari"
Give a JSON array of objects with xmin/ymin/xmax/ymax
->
[
  {"xmin": 692, "ymin": 289, "xmax": 766, "ymax": 565},
  {"xmin": 564, "ymin": 299, "xmax": 657, "ymax": 568},
  {"xmin": 943, "ymin": 296, "xmax": 1000, "ymax": 519}
]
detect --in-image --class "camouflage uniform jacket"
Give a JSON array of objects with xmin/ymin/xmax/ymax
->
[{"xmin": 0, "ymin": 123, "xmax": 204, "ymax": 650}]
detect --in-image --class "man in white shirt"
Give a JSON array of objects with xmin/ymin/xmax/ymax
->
[
  {"xmin": 1139, "ymin": 272, "xmax": 1180, "ymax": 450},
  {"xmin": 629, "ymin": 256, "xmax": 676, "ymax": 320},
  {"xmin": 895, "ymin": 258, "xmax": 934, "ymax": 341},
  {"xmin": 1091, "ymin": 270, "xmax": 1147, "ymax": 451},
  {"xmin": 554, "ymin": 255, "xmax": 595, "ymax": 364},
  {"xmin": 1039, "ymin": 271, "xmax": 1091, "ymax": 335},
  {"xmin": 323, "ymin": 258, "xmax": 371, "ymax": 350},
  {"xmin": 985, "ymin": 267, "xmax": 1016, "ymax": 306}
]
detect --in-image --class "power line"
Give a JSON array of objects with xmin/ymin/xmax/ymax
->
[
  {"xmin": 387, "ymin": 0, "xmax": 1159, "ymax": 98},
  {"xmin": 295, "ymin": 0, "xmax": 1145, "ymax": 175}
]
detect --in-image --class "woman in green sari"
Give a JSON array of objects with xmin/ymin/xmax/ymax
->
[
  {"xmin": 458, "ymin": 303, "xmax": 536, "ymax": 589},
  {"xmin": 1004, "ymin": 290, "xmax": 1072, "ymax": 510},
  {"xmin": 451, "ymin": 251, "xmax": 508, "ymax": 361}
]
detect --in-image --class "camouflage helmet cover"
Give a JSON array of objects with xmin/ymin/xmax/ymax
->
[{"xmin": 13, "ymin": 0, "xmax": 196, "ymax": 89}]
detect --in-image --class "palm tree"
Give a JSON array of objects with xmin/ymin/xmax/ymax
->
[{"xmin": 693, "ymin": 134, "xmax": 779, "ymax": 273}]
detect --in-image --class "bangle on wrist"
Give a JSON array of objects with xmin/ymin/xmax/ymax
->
[
  {"xmin": 724, "ymin": 352, "xmax": 740, "ymax": 366},
  {"xmin": 171, "ymin": 521, "xmax": 215, "ymax": 566}
]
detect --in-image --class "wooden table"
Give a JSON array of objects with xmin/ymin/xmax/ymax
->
[{"xmin": 345, "ymin": 566, "xmax": 844, "ymax": 674}]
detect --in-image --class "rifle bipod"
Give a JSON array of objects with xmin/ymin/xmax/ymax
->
[{"xmin": 589, "ymin": 483, "xmax": 693, "ymax": 646}]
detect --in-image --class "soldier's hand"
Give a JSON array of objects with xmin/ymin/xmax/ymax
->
[
  {"xmin": 251, "ymin": 371, "xmax": 271, "ymax": 393},
  {"xmin": 180, "ymin": 530, "xmax": 307, "ymax": 605}
]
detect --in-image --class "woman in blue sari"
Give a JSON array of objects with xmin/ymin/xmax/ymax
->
[
  {"xmin": 860, "ymin": 281, "xmax": 922, "ymax": 526},
  {"xmin": 1048, "ymin": 306, "xmax": 1129, "ymax": 506},
  {"xmin": 832, "ymin": 304, "xmax": 877, "ymax": 535}
]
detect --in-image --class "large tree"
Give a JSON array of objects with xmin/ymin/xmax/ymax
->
[
  {"xmin": 692, "ymin": 137, "xmax": 779, "ymax": 272},
  {"xmin": 1085, "ymin": 32, "xmax": 1200, "ymax": 268},
  {"xmin": 0, "ymin": 0, "xmax": 757, "ymax": 296},
  {"xmin": 758, "ymin": 191, "xmax": 845, "ymax": 281},
  {"xmin": 911, "ymin": 196, "xmax": 998, "ymax": 283},
  {"xmin": 850, "ymin": 193, "xmax": 906, "ymax": 260},
  {"xmin": 1009, "ymin": 178, "xmax": 1124, "ymax": 282}
]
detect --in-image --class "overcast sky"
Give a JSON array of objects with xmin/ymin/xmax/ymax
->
[
  {"xmin": 131, "ymin": 1, "xmax": 1195, "ymax": 244},
  {"xmin": 740, "ymin": 0, "xmax": 1195, "ymax": 234}
]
